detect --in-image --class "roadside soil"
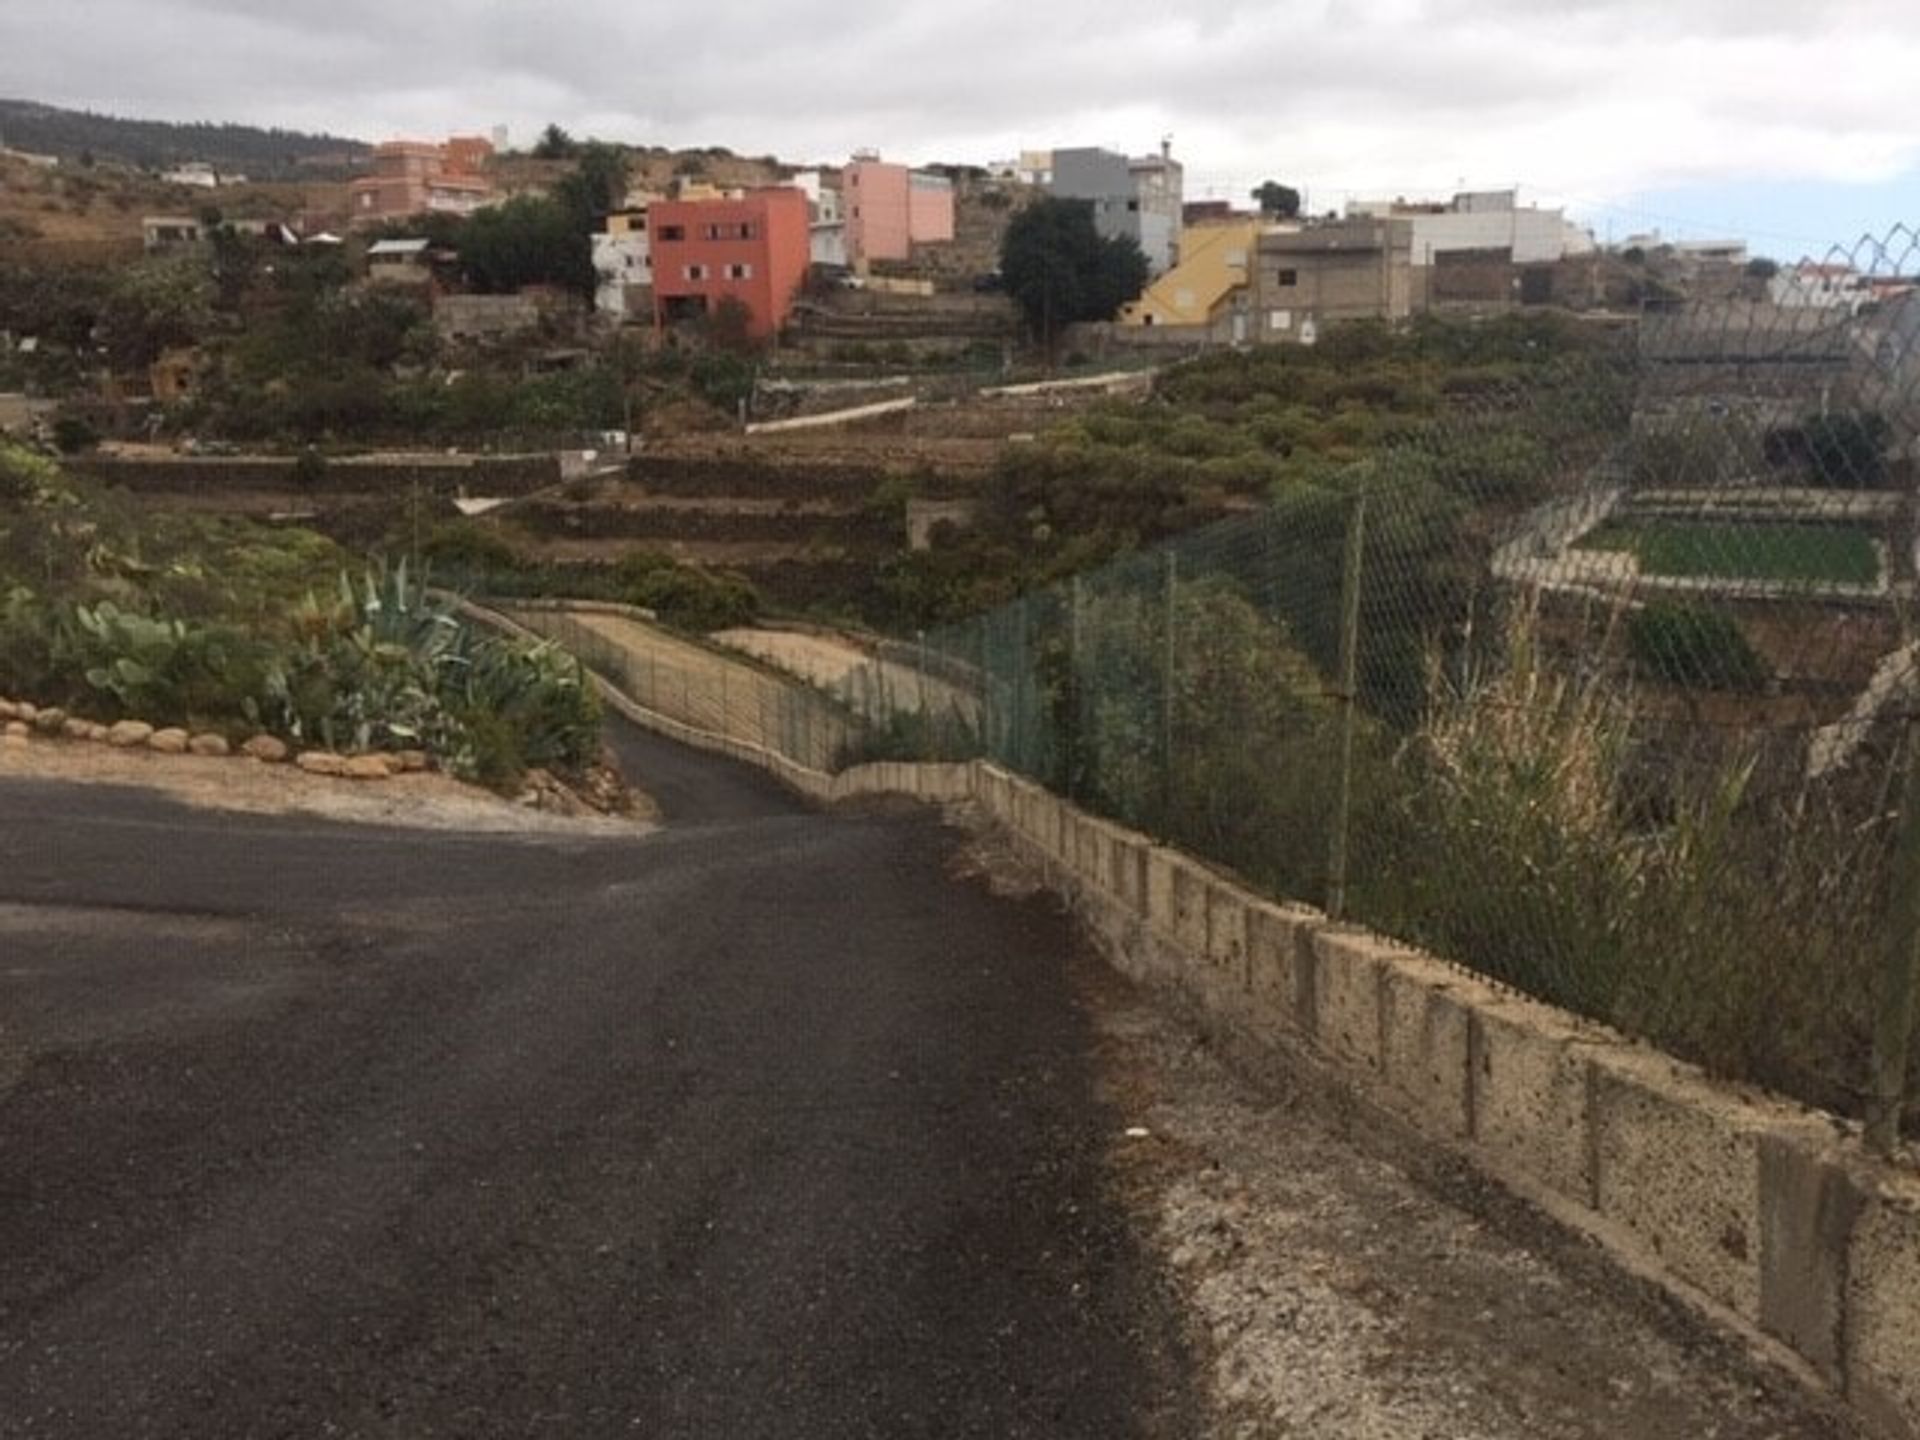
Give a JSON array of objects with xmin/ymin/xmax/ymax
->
[
  {"xmin": 0, "ymin": 738, "xmax": 654, "ymax": 837},
  {"xmin": 948, "ymin": 820, "xmax": 1863, "ymax": 1440}
]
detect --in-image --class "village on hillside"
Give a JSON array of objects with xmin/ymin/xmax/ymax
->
[{"xmin": 4, "ymin": 46, "xmax": 1920, "ymax": 1438}]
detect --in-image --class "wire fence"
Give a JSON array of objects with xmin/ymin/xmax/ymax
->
[
  {"xmin": 529, "ymin": 227, "xmax": 1920, "ymax": 1150},
  {"xmin": 494, "ymin": 603, "xmax": 857, "ymax": 772}
]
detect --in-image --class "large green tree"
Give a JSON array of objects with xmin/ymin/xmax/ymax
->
[
  {"xmin": 456, "ymin": 146, "xmax": 627, "ymax": 300},
  {"xmin": 1252, "ymin": 180, "xmax": 1302, "ymax": 218},
  {"xmin": 554, "ymin": 142, "xmax": 629, "ymax": 226},
  {"xmin": 998, "ymin": 198, "xmax": 1149, "ymax": 349}
]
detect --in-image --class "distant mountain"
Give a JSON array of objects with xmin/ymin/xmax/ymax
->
[{"xmin": 0, "ymin": 98, "xmax": 370, "ymax": 178}]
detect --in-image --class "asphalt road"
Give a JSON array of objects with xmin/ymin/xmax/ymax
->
[{"xmin": 0, "ymin": 721, "xmax": 1196, "ymax": 1438}]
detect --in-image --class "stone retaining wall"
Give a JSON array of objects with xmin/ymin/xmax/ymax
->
[{"xmin": 73, "ymin": 454, "xmax": 561, "ymax": 499}]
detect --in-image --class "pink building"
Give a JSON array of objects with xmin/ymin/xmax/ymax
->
[{"xmin": 842, "ymin": 156, "xmax": 954, "ymax": 267}]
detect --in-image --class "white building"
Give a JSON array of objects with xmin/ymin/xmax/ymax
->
[
  {"xmin": 142, "ymin": 215, "xmax": 205, "ymax": 251},
  {"xmin": 1768, "ymin": 262, "xmax": 1871, "ymax": 313},
  {"xmin": 792, "ymin": 170, "xmax": 848, "ymax": 269},
  {"xmin": 593, "ymin": 209, "xmax": 653, "ymax": 319},
  {"xmin": 1619, "ymin": 230, "xmax": 1750, "ymax": 265},
  {"xmin": 1346, "ymin": 189, "xmax": 1594, "ymax": 266},
  {"xmin": 163, "ymin": 161, "xmax": 224, "ymax": 189}
]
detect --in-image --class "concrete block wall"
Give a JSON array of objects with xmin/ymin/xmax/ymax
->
[
  {"xmin": 480, "ymin": 610, "xmax": 1919, "ymax": 1438},
  {"xmin": 959, "ymin": 759, "xmax": 1920, "ymax": 1438}
]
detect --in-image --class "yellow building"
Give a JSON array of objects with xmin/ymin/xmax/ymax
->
[{"xmin": 1120, "ymin": 221, "xmax": 1263, "ymax": 332}]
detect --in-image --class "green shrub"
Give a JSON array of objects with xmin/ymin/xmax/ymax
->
[
  {"xmin": 421, "ymin": 521, "xmax": 524, "ymax": 576},
  {"xmin": 51, "ymin": 416, "xmax": 100, "ymax": 454},
  {"xmin": 1628, "ymin": 602, "xmax": 1769, "ymax": 690},
  {"xmin": 1802, "ymin": 411, "xmax": 1890, "ymax": 489},
  {"xmin": 292, "ymin": 447, "xmax": 328, "ymax": 489},
  {"xmin": 625, "ymin": 563, "xmax": 760, "ymax": 632}
]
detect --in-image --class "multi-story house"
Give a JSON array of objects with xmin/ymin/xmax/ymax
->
[
  {"xmin": 1119, "ymin": 219, "xmax": 1264, "ymax": 340},
  {"xmin": 650, "ymin": 187, "xmax": 812, "ymax": 340},
  {"xmin": 1252, "ymin": 218, "xmax": 1415, "ymax": 343},
  {"xmin": 349, "ymin": 137, "xmax": 496, "ymax": 227},
  {"xmin": 792, "ymin": 171, "xmax": 848, "ymax": 269},
  {"xmin": 842, "ymin": 153, "xmax": 955, "ymax": 268},
  {"xmin": 594, "ymin": 202, "xmax": 657, "ymax": 319},
  {"xmin": 1046, "ymin": 141, "xmax": 1184, "ymax": 276},
  {"xmin": 1345, "ymin": 189, "xmax": 1593, "ymax": 267}
]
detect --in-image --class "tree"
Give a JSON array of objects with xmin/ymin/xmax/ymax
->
[
  {"xmin": 704, "ymin": 295, "xmax": 759, "ymax": 356},
  {"xmin": 1745, "ymin": 256, "xmax": 1779, "ymax": 281},
  {"xmin": 998, "ymin": 198, "xmax": 1149, "ymax": 350},
  {"xmin": 531, "ymin": 123, "xmax": 580, "ymax": 161},
  {"xmin": 1252, "ymin": 180, "xmax": 1302, "ymax": 219},
  {"xmin": 457, "ymin": 194, "xmax": 592, "ymax": 297},
  {"xmin": 554, "ymin": 142, "xmax": 628, "ymax": 227}
]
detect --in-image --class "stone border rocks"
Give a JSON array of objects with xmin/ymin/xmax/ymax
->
[{"xmin": 0, "ymin": 694, "xmax": 422, "ymax": 786}]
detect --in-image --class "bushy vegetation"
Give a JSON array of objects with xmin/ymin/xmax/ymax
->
[
  {"xmin": 876, "ymin": 315, "xmax": 1628, "ymax": 680},
  {"xmin": 941, "ymin": 568, "xmax": 1894, "ymax": 1118},
  {"xmin": 419, "ymin": 522, "xmax": 762, "ymax": 634},
  {"xmin": 1626, "ymin": 602, "xmax": 1770, "ymax": 690},
  {"xmin": 0, "ymin": 444, "xmax": 599, "ymax": 786}
]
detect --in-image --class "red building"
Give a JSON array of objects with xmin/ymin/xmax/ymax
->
[{"xmin": 650, "ymin": 188, "xmax": 812, "ymax": 340}]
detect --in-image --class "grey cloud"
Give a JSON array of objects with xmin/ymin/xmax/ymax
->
[{"xmin": 1, "ymin": 0, "xmax": 1916, "ymax": 203}]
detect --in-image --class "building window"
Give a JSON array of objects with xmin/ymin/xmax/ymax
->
[
  {"xmin": 725, "ymin": 262, "xmax": 752, "ymax": 280},
  {"xmin": 659, "ymin": 224, "xmax": 685, "ymax": 241},
  {"xmin": 684, "ymin": 263, "xmax": 708, "ymax": 281},
  {"xmin": 739, "ymin": 222, "xmax": 756, "ymax": 240},
  {"xmin": 1277, "ymin": 268, "xmax": 1298, "ymax": 287}
]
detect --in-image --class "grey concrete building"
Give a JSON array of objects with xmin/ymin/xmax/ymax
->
[
  {"xmin": 1252, "ymin": 218, "xmax": 1415, "ymax": 343},
  {"xmin": 1047, "ymin": 142, "xmax": 1184, "ymax": 276}
]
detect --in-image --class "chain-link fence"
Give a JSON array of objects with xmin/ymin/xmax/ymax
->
[
  {"xmin": 828, "ymin": 226, "xmax": 1920, "ymax": 1149},
  {"xmin": 507, "ymin": 228, "xmax": 1920, "ymax": 1149},
  {"xmin": 494, "ymin": 603, "xmax": 858, "ymax": 772}
]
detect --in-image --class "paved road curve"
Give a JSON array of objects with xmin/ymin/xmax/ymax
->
[{"xmin": 0, "ymin": 722, "xmax": 1196, "ymax": 1438}]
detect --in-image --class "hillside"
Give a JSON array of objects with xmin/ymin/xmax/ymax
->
[
  {"xmin": 0, "ymin": 151, "xmax": 349, "ymax": 250},
  {"xmin": 0, "ymin": 97, "xmax": 368, "ymax": 178}
]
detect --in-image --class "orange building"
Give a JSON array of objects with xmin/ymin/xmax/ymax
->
[
  {"xmin": 650, "ymin": 188, "xmax": 812, "ymax": 340},
  {"xmin": 349, "ymin": 137, "xmax": 495, "ymax": 227}
]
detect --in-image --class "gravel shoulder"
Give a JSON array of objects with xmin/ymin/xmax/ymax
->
[
  {"xmin": 948, "ymin": 819, "xmax": 1863, "ymax": 1440},
  {"xmin": 0, "ymin": 736, "xmax": 654, "ymax": 837}
]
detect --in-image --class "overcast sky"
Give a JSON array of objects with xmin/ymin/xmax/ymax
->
[{"xmin": 3, "ymin": 0, "xmax": 1917, "ymax": 255}]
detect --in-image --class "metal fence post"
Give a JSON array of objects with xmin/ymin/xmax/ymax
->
[
  {"xmin": 1162, "ymin": 549, "xmax": 1178, "ymax": 825},
  {"xmin": 1326, "ymin": 490, "xmax": 1368, "ymax": 924},
  {"xmin": 1867, "ymin": 713, "xmax": 1920, "ymax": 1154},
  {"xmin": 1068, "ymin": 577, "xmax": 1084, "ymax": 801}
]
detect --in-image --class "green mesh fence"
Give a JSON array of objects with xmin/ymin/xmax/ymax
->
[
  {"xmin": 503, "ymin": 228, "xmax": 1920, "ymax": 1148},
  {"xmin": 832, "ymin": 228, "xmax": 1920, "ymax": 1145}
]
